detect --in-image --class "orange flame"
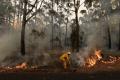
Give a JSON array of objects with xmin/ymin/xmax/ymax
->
[
  {"xmin": 101, "ymin": 56, "xmax": 120, "ymax": 64},
  {"xmin": 85, "ymin": 50, "xmax": 102, "ymax": 67},
  {"xmin": 15, "ymin": 62, "xmax": 27, "ymax": 69}
]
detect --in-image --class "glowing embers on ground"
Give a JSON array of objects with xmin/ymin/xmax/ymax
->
[
  {"xmin": 15, "ymin": 62, "xmax": 27, "ymax": 69},
  {"xmin": 0, "ymin": 62, "xmax": 39, "ymax": 72},
  {"xmin": 85, "ymin": 50, "xmax": 102, "ymax": 67},
  {"xmin": 84, "ymin": 49, "xmax": 120, "ymax": 67},
  {"xmin": 15, "ymin": 62, "xmax": 38, "ymax": 69},
  {"xmin": 101, "ymin": 56, "xmax": 120, "ymax": 64}
]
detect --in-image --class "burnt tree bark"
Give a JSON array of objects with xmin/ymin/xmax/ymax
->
[
  {"xmin": 75, "ymin": 6, "xmax": 80, "ymax": 52},
  {"xmin": 21, "ymin": 0, "xmax": 27, "ymax": 56},
  {"xmin": 106, "ymin": 16, "xmax": 112, "ymax": 49},
  {"xmin": 71, "ymin": 0, "xmax": 80, "ymax": 52},
  {"xmin": 51, "ymin": 0, "xmax": 54, "ymax": 49},
  {"xmin": 65, "ymin": 18, "xmax": 68, "ymax": 47},
  {"xmin": 118, "ymin": 20, "xmax": 120, "ymax": 50},
  {"xmin": 107, "ymin": 25, "xmax": 112, "ymax": 49},
  {"xmin": 20, "ymin": 0, "xmax": 44, "ymax": 56}
]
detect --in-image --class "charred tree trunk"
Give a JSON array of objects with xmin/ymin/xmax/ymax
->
[
  {"xmin": 59, "ymin": 22, "xmax": 62, "ymax": 48},
  {"xmin": 21, "ymin": 0, "xmax": 27, "ymax": 56},
  {"xmin": 118, "ymin": 21, "xmax": 120, "ymax": 50},
  {"xmin": 107, "ymin": 25, "xmax": 111, "ymax": 49},
  {"xmin": 20, "ymin": 0, "xmax": 42, "ymax": 55},
  {"xmin": 75, "ymin": 7, "xmax": 80, "ymax": 52},
  {"xmin": 51, "ymin": 0, "xmax": 54, "ymax": 49},
  {"xmin": 65, "ymin": 20, "xmax": 68, "ymax": 47},
  {"xmin": 106, "ymin": 16, "xmax": 111, "ymax": 49},
  {"xmin": 71, "ymin": 0, "xmax": 80, "ymax": 52}
]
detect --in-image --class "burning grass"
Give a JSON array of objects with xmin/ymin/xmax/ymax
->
[
  {"xmin": 0, "ymin": 50, "xmax": 120, "ymax": 73},
  {"xmin": 84, "ymin": 49, "xmax": 102, "ymax": 67}
]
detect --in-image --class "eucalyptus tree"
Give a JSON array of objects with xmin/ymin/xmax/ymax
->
[
  {"xmin": 84, "ymin": 0, "xmax": 120, "ymax": 49},
  {"xmin": 43, "ymin": 0, "xmax": 70, "ymax": 49},
  {"xmin": 51, "ymin": 0, "xmax": 86, "ymax": 51},
  {"xmin": 110, "ymin": 0, "xmax": 120, "ymax": 49},
  {"xmin": 20, "ymin": 0, "xmax": 44, "ymax": 55}
]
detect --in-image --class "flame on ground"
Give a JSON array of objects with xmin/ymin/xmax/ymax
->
[
  {"xmin": 101, "ymin": 56, "xmax": 120, "ymax": 64},
  {"xmin": 84, "ymin": 49, "xmax": 120, "ymax": 67},
  {"xmin": 15, "ymin": 62, "xmax": 27, "ymax": 69},
  {"xmin": 0, "ymin": 50, "xmax": 120, "ymax": 72},
  {"xmin": 85, "ymin": 49, "xmax": 102, "ymax": 67}
]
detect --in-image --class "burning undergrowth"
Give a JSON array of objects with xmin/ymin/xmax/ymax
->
[
  {"xmin": 72, "ymin": 48, "xmax": 102, "ymax": 67},
  {"xmin": 0, "ymin": 52, "xmax": 52, "ymax": 67},
  {"xmin": 0, "ymin": 49, "xmax": 120, "ymax": 73},
  {"xmin": 0, "ymin": 13, "xmax": 120, "ymax": 72}
]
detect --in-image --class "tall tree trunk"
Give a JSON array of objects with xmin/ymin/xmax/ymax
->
[
  {"xmin": 13, "ymin": 0, "xmax": 16, "ymax": 27},
  {"xmin": 51, "ymin": 0, "xmax": 54, "ymax": 49},
  {"xmin": 107, "ymin": 25, "xmax": 111, "ymax": 49},
  {"xmin": 59, "ymin": 22, "xmax": 62, "ymax": 48},
  {"xmin": 35, "ymin": 2, "xmax": 38, "ymax": 25},
  {"xmin": 21, "ymin": 0, "xmax": 27, "ymax": 56},
  {"xmin": 71, "ymin": 0, "xmax": 80, "ymax": 52},
  {"xmin": 106, "ymin": 16, "xmax": 111, "ymax": 49},
  {"xmin": 20, "ymin": 1, "xmax": 23, "ymax": 26},
  {"xmin": 118, "ymin": 21, "xmax": 120, "ymax": 50},
  {"xmin": 8, "ymin": 0, "xmax": 11, "ymax": 26},
  {"xmin": 75, "ymin": 7, "xmax": 80, "ymax": 52},
  {"xmin": 65, "ymin": 20, "xmax": 68, "ymax": 47}
]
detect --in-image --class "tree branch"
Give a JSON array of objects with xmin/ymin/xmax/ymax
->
[
  {"xmin": 26, "ymin": 0, "xmax": 38, "ymax": 15},
  {"xmin": 39, "ymin": 0, "xmax": 44, "ymax": 8},
  {"xmin": 78, "ymin": 1, "xmax": 85, "ymax": 9},
  {"xmin": 26, "ymin": 9, "xmax": 40, "ymax": 22},
  {"xmin": 73, "ymin": 0, "xmax": 76, "ymax": 8},
  {"xmin": 26, "ymin": 0, "xmax": 44, "ymax": 22}
]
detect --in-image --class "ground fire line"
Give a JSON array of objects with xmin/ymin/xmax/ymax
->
[{"xmin": 0, "ymin": 50, "xmax": 120, "ymax": 73}]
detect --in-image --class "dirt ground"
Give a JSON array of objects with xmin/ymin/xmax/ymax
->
[
  {"xmin": 0, "ymin": 62, "xmax": 120, "ymax": 80},
  {"xmin": 0, "ymin": 70, "xmax": 120, "ymax": 80}
]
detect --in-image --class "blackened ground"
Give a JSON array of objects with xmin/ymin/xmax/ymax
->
[{"xmin": 0, "ymin": 71, "xmax": 120, "ymax": 80}]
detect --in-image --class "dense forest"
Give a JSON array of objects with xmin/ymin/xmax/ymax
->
[{"xmin": 0, "ymin": 0, "xmax": 120, "ymax": 67}]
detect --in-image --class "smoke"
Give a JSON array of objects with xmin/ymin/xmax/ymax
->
[
  {"xmin": 73, "ymin": 12, "xmax": 120, "ymax": 66},
  {"xmin": 0, "ymin": 14, "xmax": 65, "ymax": 67},
  {"xmin": 0, "ymin": 1, "xmax": 119, "ymax": 68},
  {"xmin": 0, "ymin": 22, "xmax": 53, "ymax": 67},
  {"xmin": 71, "ymin": 20, "xmax": 103, "ymax": 66},
  {"xmin": 0, "ymin": 30, "xmax": 20, "ymax": 62}
]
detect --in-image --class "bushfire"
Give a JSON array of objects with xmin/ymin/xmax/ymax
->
[
  {"xmin": 0, "ymin": 49, "xmax": 120, "ymax": 72},
  {"xmin": 84, "ymin": 49, "xmax": 120, "ymax": 68},
  {"xmin": 16, "ymin": 62, "xmax": 27, "ymax": 69},
  {"xmin": 85, "ymin": 49, "xmax": 102, "ymax": 67}
]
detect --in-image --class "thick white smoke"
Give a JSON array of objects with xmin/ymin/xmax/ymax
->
[
  {"xmin": 0, "ymin": 30, "xmax": 20, "ymax": 62},
  {"xmin": 0, "ymin": 22, "xmax": 53, "ymax": 67}
]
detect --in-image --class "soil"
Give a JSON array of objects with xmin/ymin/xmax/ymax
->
[{"xmin": 0, "ymin": 70, "xmax": 120, "ymax": 80}]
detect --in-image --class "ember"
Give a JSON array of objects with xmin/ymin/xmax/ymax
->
[
  {"xmin": 101, "ymin": 56, "xmax": 120, "ymax": 64},
  {"xmin": 15, "ymin": 62, "xmax": 27, "ymax": 69}
]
